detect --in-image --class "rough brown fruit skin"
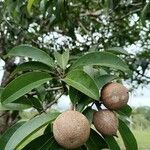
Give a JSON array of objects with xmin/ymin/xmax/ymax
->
[
  {"xmin": 93, "ymin": 109, "xmax": 118, "ymax": 136},
  {"xmin": 101, "ymin": 82, "xmax": 129, "ymax": 110},
  {"xmin": 53, "ymin": 110, "xmax": 90, "ymax": 149}
]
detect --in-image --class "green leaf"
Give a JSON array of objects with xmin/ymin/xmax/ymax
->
[
  {"xmin": 70, "ymin": 89, "xmax": 92, "ymax": 112},
  {"xmin": 54, "ymin": 50, "xmax": 69, "ymax": 70},
  {"xmin": 27, "ymin": 0, "xmax": 36, "ymax": 14},
  {"xmin": 30, "ymin": 97, "xmax": 43, "ymax": 112},
  {"xmin": 1, "ymin": 72, "xmax": 52, "ymax": 104},
  {"xmin": 118, "ymin": 119, "xmax": 138, "ymax": 150},
  {"xmin": 83, "ymin": 107, "xmax": 95, "ymax": 125},
  {"xmin": 36, "ymin": 85, "xmax": 46, "ymax": 101},
  {"xmin": 141, "ymin": 1, "xmax": 150, "ymax": 26},
  {"xmin": 103, "ymin": 136, "xmax": 120, "ymax": 150},
  {"xmin": 5, "ymin": 111, "xmax": 59, "ymax": 150},
  {"xmin": 7, "ymin": 45, "xmax": 54, "ymax": 67},
  {"xmin": 94, "ymin": 74, "xmax": 118, "ymax": 90},
  {"xmin": 63, "ymin": 70, "xmax": 99, "ymax": 100},
  {"xmin": 83, "ymin": 67, "xmax": 117, "ymax": 89},
  {"xmin": 22, "ymin": 133, "xmax": 53, "ymax": 150},
  {"xmin": 0, "ymin": 96, "xmax": 32, "ymax": 110},
  {"xmin": 106, "ymin": 47, "xmax": 129, "ymax": 55},
  {"xmin": 86, "ymin": 129, "xmax": 108, "ymax": 150},
  {"xmin": 71, "ymin": 52, "xmax": 129, "ymax": 72},
  {"xmin": 116, "ymin": 105, "xmax": 132, "ymax": 117},
  {"xmin": 0, "ymin": 121, "xmax": 25, "ymax": 150},
  {"xmin": 69, "ymin": 86, "xmax": 81, "ymax": 104},
  {"xmin": 11, "ymin": 61, "xmax": 52, "ymax": 77}
]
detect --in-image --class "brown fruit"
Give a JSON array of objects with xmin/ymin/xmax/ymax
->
[
  {"xmin": 53, "ymin": 110, "xmax": 90, "ymax": 149},
  {"xmin": 93, "ymin": 109, "xmax": 118, "ymax": 136},
  {"xmin": 101, "ymin": 82, "xmax": 129, "ymax": 110}
]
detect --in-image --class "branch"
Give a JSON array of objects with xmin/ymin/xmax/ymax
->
[
  {"xmin": 135, "ymin": 70, "xmax": 150, "ymax": 80},
  {"xmin": 44, "ymin": 92, "xmax": 64, "ymax": 111},
  {"xmin": 29, "ymin": 86, "xmax": 63, "ymax": 95},
  {"xmin": 112, "ymin": 8, "xmax": 141, "ymax": 22}
]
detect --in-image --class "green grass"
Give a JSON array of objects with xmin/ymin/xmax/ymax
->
[{"xmin": 117, "ymin": 129, "xmax": 150, "ymax": 150}]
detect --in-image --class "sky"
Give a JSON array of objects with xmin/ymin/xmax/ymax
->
[{"xmin": 0, "ymin": 59, "xmax": 150, "ymax": 108}]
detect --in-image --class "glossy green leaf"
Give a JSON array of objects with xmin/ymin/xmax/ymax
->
[
  {"xmin": 11, "ymin": 61, "xmax": 52, "ymax": 77},
  {"xmin": 0, "ymin": 96, "xmax": 32, "ymax": 110},
  {"xmin": 118, "ymin": 119, "xmax": 138, "ymax": 150},
  {"xmin": 83, "ymin": 107, "xmax": 95, "ymax": 125},
  {"xmin": 22, "ymin": 133, "xmax": 53, "ymax": 150},
  {"xmin": 54, "ymin": 50, "xmax": 69, "ymax": 70},
  {"xmin": 63, "ymin": 70, "xmax": 99, "ymax": 100},
  {"xmin": 116, "ymin": 105, "xmax": 132, "ymax": 117},
  {"xmin": 7, "ymin": 45, "xmax": 54, "ymax": 66},
  {"xmin": 0, "ymin": 121, "xmax": 25, "ymax": 150},
  {"xmin": 5, "ymin": 111, "xmax": 59, "ymax": 150},
  {"xmin": 141, "ymin": 1, "xmax": 150, "ymax": 26},
  {"xmin": 94, "ymin": 74, "xmax": 118, "ymax": 90},
  {"xmin": 1, "ymin": 72, "xmax": 52, "ymax": 104},
  {"xmin": 30, "ymin": 97, "xmax": 43, "ymax": 112},
  {"xmin": 71, "ymin": 52, "xmax": 129, "ymax": 72},
  {"xmin": 86, "ymin": 129, "xmax": 108, "ymax": 150},
  {"xmin": 103, "ymin": 136, "xmax": 120, "ymax": 150},
  {"xmin": 106, "ymin": 47, "xmax": 129, "ymax": 55}
]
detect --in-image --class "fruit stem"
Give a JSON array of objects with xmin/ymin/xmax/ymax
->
[{"xmin": 94, "ymin": 101, "xmax": 102, "ymax": 110}]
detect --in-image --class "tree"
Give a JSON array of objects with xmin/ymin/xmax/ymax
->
[{"xmin": 0, "ymin": 0, "xmax": 149, "ymax": 149}]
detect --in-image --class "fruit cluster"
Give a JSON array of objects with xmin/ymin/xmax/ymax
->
[{"xmin": 53, "ymin": 82, "xmax": 129, "ymax": 149}]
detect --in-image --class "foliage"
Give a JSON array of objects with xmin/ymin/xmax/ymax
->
[
  {"xmin": 0, "ymin": 0, "xmax": 150, "ymax": 88},
  {"xmin": 0, "ymin": 44, "xmax": 136, "ymax": 149}
]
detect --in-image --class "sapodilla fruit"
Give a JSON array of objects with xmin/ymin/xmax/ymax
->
[
  {"xmin": 53, "ymin": 110, "xmax": 90, "ymax": 149},
  {"xmin": 93, "ymin": 109, "xmax": 118, "ymax": 136},
  {"xmin": 101, "ymin": 82, "xmax": 129, "ymax": 110}
]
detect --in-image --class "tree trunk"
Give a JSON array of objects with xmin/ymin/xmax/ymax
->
[{"xmin": 0, "ymin": 33, "xmax": 17, "ymax": 134}]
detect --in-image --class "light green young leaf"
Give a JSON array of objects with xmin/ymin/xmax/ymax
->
[
  {"xmin": 7, "ymin": 45, "xmax": 54, "ymax": 67},
  {"xmin": 5, "ymin": 112, "xmax": 59, "ymax": 150},
  {"xmin": 1, "ymin": 72, "xmax": 52, "ymax": 104},
  {"xmin": 27, "ymin": 0, "xmax": 36, "ymax": 14},
  {"xmin": 54, "ymin": 50, "xmax": 69, "ymax": 70},
  {"xmin": 63, "ymin": 70, "xmax": 99, "ymax": 100},
  {"xmin": 118, "ymin": 119, "xmax": 138, "ymax": 150},
  {"xmin": 71, "ymin": 52, "xmax": 129, "ymax": 72}
]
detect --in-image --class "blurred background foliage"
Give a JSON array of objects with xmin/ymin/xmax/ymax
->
[{"xmin": 0, "ymin": 0, "xmax": 150, "ymax": 88}]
